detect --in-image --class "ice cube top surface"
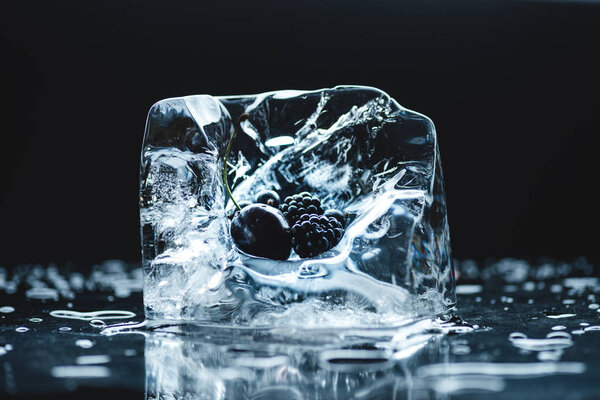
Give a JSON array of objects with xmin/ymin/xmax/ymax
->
[{"xmin": 140, "ymin": 85, "xmax": 455, "ymax": 327}]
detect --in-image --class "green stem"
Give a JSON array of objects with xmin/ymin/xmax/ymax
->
[{"xmin": 223, "ymin": 114, "xmax": 249, "ymax": 211}]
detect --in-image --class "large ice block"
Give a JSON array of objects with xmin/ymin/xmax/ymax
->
[{"xmin": 139, "ymin": 86, "xmax": 455, "ymax": 327}]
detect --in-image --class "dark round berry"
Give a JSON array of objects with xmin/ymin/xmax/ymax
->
[
  {"xmin": 291, "ymin": 214, "xmax": 344, "ymax": 258},
  {"xmin": 227, "ymin": 200, "xmax": 252, "ymax": 219},
  {"xmin": 238, "ymin": 200, "xmax": 252, "ymax": 209},
  {"xmin": 230, "ymin": 204, "xmax": 292, "ymax": 260},
  {"xmin": 279, "ymin": 192, "xmax": 324, "ymax": 226},
  {"xmin": 324, "ymin": 209, "xmax": 347, "ymax": 229},
  {"xmin": 254, "ymin": 189, "xmax": 280, "ymax": 208}
]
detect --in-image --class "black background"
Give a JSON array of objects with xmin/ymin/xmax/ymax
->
[{"xmin": 1, "ymin": 0, "xmax": 599, "ymax": 266}]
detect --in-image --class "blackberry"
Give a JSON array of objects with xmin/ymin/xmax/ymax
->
[
  {"xmin": 324, "ymin": 209, "xmax": 347, "ymax": 229},
  {"xmin": 279, "ymin": 192, "xmax": 324, "ymax": 226},
  {"xmin": 291, "ymin": 214, "xmax": 344, "ymax": 258}
]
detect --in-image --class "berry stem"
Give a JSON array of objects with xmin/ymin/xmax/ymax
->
[{"xmin": 223, "ymin": 113, "xmax": 249, "ymax": 211}]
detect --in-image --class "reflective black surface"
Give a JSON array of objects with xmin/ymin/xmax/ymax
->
[{"xmin": 1, "ymin": 259, "xmax": 599, "ymax": 399}]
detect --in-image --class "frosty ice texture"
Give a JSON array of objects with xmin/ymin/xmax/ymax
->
[{"xmin": 140, "ymin": 86, "xmax": 455, "ymax": 326}]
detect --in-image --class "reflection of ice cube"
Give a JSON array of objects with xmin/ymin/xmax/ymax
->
[
  {"xmin": 140, "ymin": 86, "xmax": 455, "ymax": 326},
  {"xmin": 144, "ymin": 320, "xmax": 439, "ymax": 400}
]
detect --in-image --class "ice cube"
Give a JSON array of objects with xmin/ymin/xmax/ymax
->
[{"xmin": 140, "ymin": 86, "xmax": 455, "ymax": 326}]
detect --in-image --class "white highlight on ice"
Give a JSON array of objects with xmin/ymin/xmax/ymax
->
[{"xmin": 265, "ymin": 136, "xmax": 295, "ymax": 147}]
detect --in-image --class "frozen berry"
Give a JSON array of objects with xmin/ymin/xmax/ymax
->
[
  {"xmin": 324, "ymin": 209, "xmax": 347, "ymax": 229},
  {"xmin": 291, "ymin": 214, "xmax": 343, "ymax": 258},
  {"xmin": 231, "ymin": 204, "xmax": 292, "ymax": 260},
  {"xmin": 254, "ymin": 190, "xmax": 280, "ymax": 208},
  {"xmin": 280, "ymin": 192, "xmax": 324, "ymax": 226}
]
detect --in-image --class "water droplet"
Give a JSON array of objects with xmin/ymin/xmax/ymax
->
[
  {"xmin": 546, "ymin": 313, "xmax": 576, "ymax": 319},
  {"xmin": 452, "ymin": 345, "xmax": 471, "ymax": 355},
  {"xmin": 583, "ymin": 326, "xmax": 600, "ymax": 332},
  {"xmin": 550, "ymin": 284, "xmax": 563, "ymax": 293},
  {"xmin": 124, "ymin": 349, "xmax": 137, "ymax": 357},
  {"xmin": 0, "ymin": 306, "xmax": 15, "ymax": 313},
  {"xmin": 90, "ymin": 319, "xmax": 106, "ymax": 328},
  {"xmin": 588, "ymin": 303, "xmax": 599, "ymax": 310},
  {"xmin": 50, "ymin": 309, "xmax": 135, "ymax": 321},
  {"xmin": 563, "ymin": 277, "xmax": 598, "ymax": 290},
  {"xmin": 509, "ymin": 333, "xmax": 573, "ymax": 351},
  {"xmin": 15, "ymin": 327, "xmax": 28, "ymax": 333},
  {"xmin": 59, "ymin": 326, "xmax": 72, "ymax": 332},
  {"xmin": 547, "ymin": 331, "xmax": 571, "ymax": 339},
  {"xmin": 75, "ymin": 339, "xmax": 94, "ymax": 349},
  {"xmin": 29, "ymin": 318, "xmax": 43, "ymax": 323},
  {"xmin": 25, "ymin": 287, "xmax": 59, "ymax": 301},
  {"xmin": 571, "ymin": 330, "xmax": 585, "ymax": 335},
  {"xmin": 76, "ymin": 355, "xmax": 110, "ymax": 365},
  {"xmin": 538, "ymin": 349, "xmax": 564, "ymax": 361},
  {"xmin": 562, "ymin": 299, "xmax": 576, "ymax": 305},
  {"xmin": 527, "ymin": 299, "xmax": 534, "ymax": 304},
  {"xmin": 51, "ymin": 366, "xmax": 110, "ymax": 379},
  {"xmin": 509, "ymin": 332, "xmax": 527, "ymax": 340},
  {"xmin": 417, "ymin": 361, "xmax": 585, "ymax": 379},
  {"xmin": 503, "ymin": 285, "xmax": 518, "ymax": 293},
  {"xmin": 580, "ymin": 322, "xmax": 590, "ymax": 326},
  {"xmin": 4, "ymin": 344, "xmax": 13, "ymax": 351},
  {"xmin": 552, "ymin": 325, "xmax": 567, "ymax": 331}
]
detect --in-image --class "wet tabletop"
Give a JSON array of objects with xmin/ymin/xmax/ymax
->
[{"xmin": 0, "ymin": 259, "xmax": 599, "ymax": 399}]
